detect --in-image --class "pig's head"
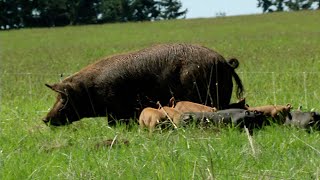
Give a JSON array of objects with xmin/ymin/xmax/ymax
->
[
  {"xmin": 282, "ymin": 103, "xmax": 292, "ymax": 114},
  {"xmin": 43, "ymin": 83, "xmax": 82, "ymax": 126}
]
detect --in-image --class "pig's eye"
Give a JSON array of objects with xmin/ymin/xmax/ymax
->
[
  {"xmin": 58, "ymin": 96, "xmax": 69, "ymax": 112},
  {"xmin": 60, "ymin": 98, "xmax": 68, "ymax": 104}
]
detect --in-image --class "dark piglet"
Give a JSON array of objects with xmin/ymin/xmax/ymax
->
[
  {"xmin": 285, "ymin": 111, "xmax": 320, "ymax": 131},
  {"xmin": 180, "ymin": 109, "xmax": 265, "ymax": 131}
]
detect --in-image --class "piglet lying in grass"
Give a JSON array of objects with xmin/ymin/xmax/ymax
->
[
  {"xmin": 174, "ymin": 101, "xmax": 217, "ymax": 113},
  {"xmin": 160, "ymin": 106, "xmax": 182, "ymax": 127},
  {"xmin": 180, "ymin": 109, "xmax": 265, "ymax": 134},
  {"xmin": 169, "ymin": 97, "xmax": 217, "ymax": 113},
  {"xmin": 138, "ymin": 106, "xmax": 181, "ymax": 133},
  {"xmin": 285, "ymin": 107, "xmax": 320, "ymax": 131},
  {"xmin": 245, "ymin": 103, "xmax": 292, "ymax": 122},
  {"xmin": 170, "ymin": 97, "xmax": 246, "ymax": 113}
]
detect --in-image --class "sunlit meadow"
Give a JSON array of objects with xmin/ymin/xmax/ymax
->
[{"xmin": 1, "ymin": 11, "xmax": 320, "ymax": 179}]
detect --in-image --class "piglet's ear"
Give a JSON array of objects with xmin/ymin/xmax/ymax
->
[
  {"xmin": 237, "ymin": 98, "xmax": 245, "ymax": 103},
  {"xmin": 169, "ymin": 97, "xmax": 175, "ymax": 108}
]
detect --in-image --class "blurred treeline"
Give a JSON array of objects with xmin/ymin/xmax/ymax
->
[
  {"xmin": 257, "ymin": 0, "xmax": 320, "ymax": 12},
  {"xmin": 0, "ymin": 0, "xmax": 187, "ymax": 29}
]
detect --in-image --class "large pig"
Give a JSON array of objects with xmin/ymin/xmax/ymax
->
[{"xmin": 43, "ymin": 43, "xmax": 244, "ymax": 125}]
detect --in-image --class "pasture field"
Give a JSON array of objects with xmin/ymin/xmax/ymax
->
[{"xmin": 1, "ymin": 11, "xmax": 320, "ymax": 179}]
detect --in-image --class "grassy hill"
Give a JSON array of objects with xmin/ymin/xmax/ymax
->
[{"xmin": 1, "ymin": 11, "xmax": 320, "ymax": 179}]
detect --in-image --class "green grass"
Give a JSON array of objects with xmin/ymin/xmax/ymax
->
[{"xmin": 1, "ymin": 11, "xmax": 320, "ymax": 179}]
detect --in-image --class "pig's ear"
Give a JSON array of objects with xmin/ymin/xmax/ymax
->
[
  {"xmin": 238, "ymin": 97, "xmax": 245, "ymax": 103},
  {"xmin": 169, "ymin": 97, "xmax": 175, "ymax": 108},
  {"xmin": 286, "ymin": 103, "xmax": 292, "ymax": 108},
  {"xmin": 45, "ymin": 83, "xmax": 68, "ymax": 96},
  {"xmin": 45, "ymin": 83, "xmax": 61, "ymax": 92}
]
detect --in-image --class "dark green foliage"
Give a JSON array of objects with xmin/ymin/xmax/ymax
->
[
  {"xmin": 0, "ymin": 0, "xmax": 21, "ymax": 28},
  {"xmin": 284, "ymin": 0, "xmax": 314, "ymax": 10},
  {"xmin": 0, "ymin": 0, "xmax": 186, "ymax": 29},
  {"xmin": 35, "ymin": 0, "xmax": 70, "ymax": 26},
  {"xmin": 257, "ymin": 0, "xmax": 285, "ymax": 12},
  {"xmin": 130, "ymin": 0, "xmax": 160, "ymax": 21},
  {"xmin": 257, "ymin": 0, "xmax": 320, "ymax": 13},
  {"xmin": 73, "ymin": 0, "xmax": 100, "ymax": 24},
  {"xmin": 159, "ymin": 0, "xmax": 187, "ymax": 19},
  {"xmin": 98, "ymin": 0, "xmax": 132, "ymax": 22}
]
